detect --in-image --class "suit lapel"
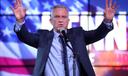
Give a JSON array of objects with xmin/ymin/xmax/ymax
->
[
  {"xmin": 67, "ymin": 29, "xmax": 79, "ymax": 57},
  {"xmin": 39, "ymin": 30, "xmax": 54, "ymax": 75}
]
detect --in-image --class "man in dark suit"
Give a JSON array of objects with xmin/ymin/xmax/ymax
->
[{"xmin": 11, "ymin": 0, "xmax": 116, "ymax": 76}]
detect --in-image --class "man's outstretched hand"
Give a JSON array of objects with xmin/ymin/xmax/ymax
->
[
  {"xmin": 10, "ymin": 0, "xmax": 26, "ymax": 23},
  {"xmin": 104, "ymin": 0, "xmax": 117, "ymax": 23}
]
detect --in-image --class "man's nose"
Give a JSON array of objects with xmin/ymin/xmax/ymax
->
[{"xmin": 58, "ymin": 18, "xmax": 63, "ymax": 22}]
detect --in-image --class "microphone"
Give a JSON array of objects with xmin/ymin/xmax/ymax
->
[
  {"xmin": 60, "ymin": 28, "xmax": 68, "ymax": 42},
  {"xmin": 59, "ymin": 28, "xmax": 74, "ymax": 56}
]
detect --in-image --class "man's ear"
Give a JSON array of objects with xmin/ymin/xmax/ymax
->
[
  {"xmin": 49, "ymin": 18, "xmax": 52, "ymax": 24},
  {"xmin": 68, "ymin": 18, "xmax": 70, "ymax": 22},
  {"xmin": 67, "ymin": 18, "xmax": 70, "ymax": 24}
]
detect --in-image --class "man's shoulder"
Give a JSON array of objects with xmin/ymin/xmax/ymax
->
[
  {"xmin": 68, "ymin": 27, "xmax": 83, "ymax": 31},
  {"xmin": 37, "ymin": 29, "xmax": 51, "ymax": 33},
  {"xmin": 36, "ymin": 29, "xmax": 54, "ymax": 38}
]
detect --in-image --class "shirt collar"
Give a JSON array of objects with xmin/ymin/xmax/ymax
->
[{"xmin": 53, "ymin": 30, "xmax": 60, "ymax": 38}]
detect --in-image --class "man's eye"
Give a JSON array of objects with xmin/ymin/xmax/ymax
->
[
  {"xmin": 54, "ymin": 16, "xmax": 60, "ymax": 18},
  {"xmin": 62, "ymin": 16, "xmax": 68, "ymax": 18},
  {"xmin": 54, "ymin": 16, "xmax": 67, "ymax": 18}
]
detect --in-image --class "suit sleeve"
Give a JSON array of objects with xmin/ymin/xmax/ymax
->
[
  {"xmin": 14, "ymin": 24, "xmax": 39, "ymax": 48},
  {"xmin": 84, "ymin": 21, "xmax": 113, "ymax": 45}
]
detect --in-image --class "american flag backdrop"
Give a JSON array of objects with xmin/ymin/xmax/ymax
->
[{"xmin": 0, "ymin": 0, "xmax": 128, "ymax": 76}]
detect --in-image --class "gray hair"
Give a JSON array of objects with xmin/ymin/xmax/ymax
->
[{"xmin": 50, "ymin": 5, "xmax": 69, "ymax": 17}]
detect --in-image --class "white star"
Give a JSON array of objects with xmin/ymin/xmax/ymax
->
[
  {"xmin": 32, "ymin": 7, "xmax": 40, "ymax": 14},
  {"xmin": 42, "ymin": 2, "xmax": 51, "ymax": 10},
  {"xmin": 70, "ymin": 6, "xmax": 78, "ymax": 12},
  {"xmin": 4, "ymin": 7, "xmax": 13, "ymax": 14},
  {"xmin": 53, "ymin": 1, "xmax": 57, "ymax": 5},
  {"xmin": 23, "ymin": 0, "xmax": 31, "ymax": 7},
  {"xmin": 83, "ymin": 0, "xmax": 88, "ymax": 3},
  {"xmin": 74, "ymin": 1, "xmax": 83, "ymax": 10},
  {"xmin": 35, "ymin": 22, "xmax": 41, "ymax": 29},
  {"xmin": 97, "ymin": 7, "xmax": 104, "ymax": 12},
  {"xmin": 60, "ymin": 0, "xmax": 66, "ymax": 2},
  {"xmin": 27, "ymin": 16, "xmax": 41, "ymax": 29},
  {"xmin": 27, "ymin": 7, "xmax": 39, "ymax": 14},
  {"xmin": 2, "ymin": 27, "xmax": 13, "ymax": 38}
]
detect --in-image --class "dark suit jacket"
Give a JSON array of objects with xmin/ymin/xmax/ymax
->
[{"xmin": 15, "ymin": 22, "xmax": 113, "ymax": 76}]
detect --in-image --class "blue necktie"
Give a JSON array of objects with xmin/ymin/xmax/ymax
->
[{"xmin": 59, "ymin": 35, "xmax": 69, "ymax": 76}]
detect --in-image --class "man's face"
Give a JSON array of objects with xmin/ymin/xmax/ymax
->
[{"xmin": 50, "ymin": 8, "xmax": 69, "ymax": 31}]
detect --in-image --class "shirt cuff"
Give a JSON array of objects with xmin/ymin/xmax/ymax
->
[
  {"xmin": 15, "ymin": 21, "xmax": 25, "ymax": 31},
  {"xmin": 103, "ymin": 21, "xmax": 113, "ymax": 29}
]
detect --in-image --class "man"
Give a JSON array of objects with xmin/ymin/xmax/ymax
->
[{"xmin": 11, "ymin": 0, "xmax": 116, "ymax": 76}]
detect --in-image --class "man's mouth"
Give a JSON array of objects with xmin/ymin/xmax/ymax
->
[{"xmin": 59, "ymin": 24, "xmax": 63, "ymax": 26}]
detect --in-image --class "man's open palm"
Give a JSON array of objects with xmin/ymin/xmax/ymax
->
[{"xmin": 11, "ymin": 0, "xmax": 26, "ymax": 23}]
